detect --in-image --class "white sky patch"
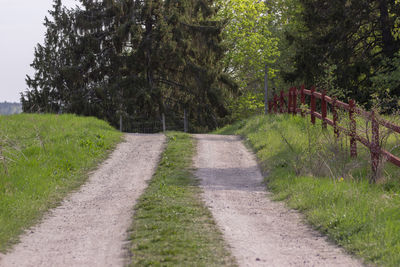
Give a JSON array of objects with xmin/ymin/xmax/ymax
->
[{"xmin": 0, "ymin": 0, "xmax": 78, "ymax": 102}]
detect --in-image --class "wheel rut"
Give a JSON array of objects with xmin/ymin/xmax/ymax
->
[{"xmin": 194, "ymin": 134, "xmax": 363, "ymax": 267}]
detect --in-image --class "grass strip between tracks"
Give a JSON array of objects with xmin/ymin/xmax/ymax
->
[{"xmin": 128, "ymin": 132, "xmax": 236, "ymax": 266}]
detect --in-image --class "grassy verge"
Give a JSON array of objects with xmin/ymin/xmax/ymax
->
[
  {"xmin": 215, "ymin": 114, "xmax": 400, "ymax": 267},
  {"xmin": 0, "ymin": 114, "xmax": 122, "ymax": 251},
  {"xmin": 128, "ymin": 132, "xmax": 236, "ymax": 266}
]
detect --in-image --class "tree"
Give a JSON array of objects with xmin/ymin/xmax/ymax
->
[
  {"xmin": 283, "ymin": 0, "xmax": 400, "ymax": 109},
  {"xmin": 22, "ymin": 0, "xmax": 76, "ymax": 113},
  {"xmin": 22, "ymin": 0, "xmax": 235, "ymax": 131},
  {"xmin": 217, "ymin": 0, "xmax": 280, "ymax": 88},
  {"xmin": 215, "ymin": 0, "xmax": 280, "ymax": 120},
  {"xmin": 123, "ymin": 0, "xmax": 235, "ymax": 130},
  {"xmin": 70, "ymin": 0, "xmax": 128, "ymax": 124}
]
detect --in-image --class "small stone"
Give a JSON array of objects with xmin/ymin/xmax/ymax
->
[{"xmin": 256, "ymin": 258, "xmax": 261, "ymax": 261}]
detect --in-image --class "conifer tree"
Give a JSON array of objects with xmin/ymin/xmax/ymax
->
[
  {"xmin": 72, "ymin": 0, "xmax": 126, "ymax": 122},
  {"xmin": 22, "ymin": 0, "xmax": 235, "ymax": 131},
  {"xmin": 125, "ymin": 0, "xmax": 235, "ymax": 129},
  {"xmin": 22, "ymin": 0, "xmax": 75, "ymax": 113}
]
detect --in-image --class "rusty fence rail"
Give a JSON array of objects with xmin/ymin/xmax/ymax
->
[{"xmin": 268, "ymin": 86, "xmax": 400, "ymax": 180}]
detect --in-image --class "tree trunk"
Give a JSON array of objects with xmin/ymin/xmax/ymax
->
[
  {"xmin": 264, "ymin": 64, "xmax": 269, "ymax": 115},
  {"xmin": 378, "ymin": 0, "xmax": 395, "ymax": 57},
  {"xmin": 184, "ymin": 109, "xmax": 188, "ymax": 133}
]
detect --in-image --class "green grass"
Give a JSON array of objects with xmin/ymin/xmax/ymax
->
[
  {"xmin": 215, "ymin": 114, "xmax": 400, "ymax": 267},
  {"xmin": 128, "ymin": 132, "xmax": 236, "ymax": 266},
  {"xmin": 0, "ymin": 114, "xmax": 122, "ymax": 251}
]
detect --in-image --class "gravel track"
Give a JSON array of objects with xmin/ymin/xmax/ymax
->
[
  {"xmin": 194, "ymin": 134, "xmax": 363, "ymax": 267},
  {"xmin": 0, "ymin": 134, "xmax": 165, "ymax": 267}
]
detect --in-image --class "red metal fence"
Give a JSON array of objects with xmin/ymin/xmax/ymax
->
[{"xmin": 268, "ymin": 86, "xmax": 400, "ymax": 178}]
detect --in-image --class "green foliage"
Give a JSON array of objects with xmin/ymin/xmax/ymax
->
[
  {"xmin": 22, "ymin": 0, "xmax": 236, "ymax": 131},
  {"xmin": 215, "ymin": 114, "xmax": 400, "ymax": 266},
  {"xmin": 128, "ymin": 132, "xmax": 236, "ymax": 266},
  {"xmin": 22, "ymin": 0, "xmax": 77, "ymax": 114},
  {"xmin": 214, "ymin": 0, "xmax": 283, "ymax": 121},
  {"xmin": 217, "ymin": 0, "xmax": 280, "ymax": 87},
  {"xmin": 282, "ymin": 0, "xmax": 400, "ymax": 110},
  {"xmin": 371, "ymin": 52, "xmax": 400, "ymax": 112},
  {"xmin": 0, "ymin": 114, "xmax": 122, "ymax": 251},
  {"xmin": 227, "ymin": 92, "xmax": 265, "ymax": 121},
  {"xmin": 265, "ymin": 0, "xmax": 305, "ymax": 90}
]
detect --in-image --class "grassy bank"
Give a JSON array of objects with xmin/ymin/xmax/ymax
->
[
  {"xmin": 0, "ymin": 114, "xmax": 122, "ymax": 251},
  {"xmin": 215, "ymin": 114, "xmax": 400, "ymax": 266},
  {"xmin": 128, "ymin": 132, "xmax": 236, "ymax": 266}
]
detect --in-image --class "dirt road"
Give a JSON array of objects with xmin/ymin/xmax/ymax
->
[
  {"xmin": 194, "ymin": 134, "xmax": 363, "ymax": 267},
  {"xmin": 0, "ymin": 134, "xmax": 165, "ymax": 267}
]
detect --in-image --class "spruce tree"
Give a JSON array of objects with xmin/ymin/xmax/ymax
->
[
  {"xmin": 23, "ymin": 0, "xmax": 235, "ymax": 131},
  {"xmin": 22, "ymin": 0, "xmax": 75, "ymax": 113},
  {"xmin": 125, "ymin": 0, "xmax": 235, "ymax": 130}
]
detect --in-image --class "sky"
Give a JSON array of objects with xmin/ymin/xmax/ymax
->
[{"xmin": 0, "ymin": 0, "xmax": 78, "ymax": 102}]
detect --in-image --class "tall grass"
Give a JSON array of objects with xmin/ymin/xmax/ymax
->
[
  {"xmin": 215, "ymin": 114, "xmax": 400, "ymax": 266},
  {"xmin": 0, "ymin": 114, "xmax": 122, "ymax": 251}
]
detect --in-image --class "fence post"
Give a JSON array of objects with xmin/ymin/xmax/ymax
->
[
  {"xmin": 264, "ymin": 64, "xmax": 269, "ymax": 115},
  {"xmin": 300, "ymin": 85, "xmax": 305, "ymax": 117},
  {"xmin": 349, "ymin": 99, "xmax": 357, "ymax": 157},
  {"xmin": 119, "ymin": 114, "xmax": 123, "ymax": 132},
  {"xmin": 184, "ymin": 109, "xmax": 188, "ymax": 133},
  {"xmin": 273, "ymin": 94, "xmax": 278, "ymax": 113},
  {"xmin": 371, "ymin": 111, "xmax": 380, "ymax": 183},
  {"xmin": 321, "ymin": 90, "xmax": 327, "ymax": 129},
  {"xmin": 332, "ymin": 97, "xmax": 339, "ymax": 138},
  {"xmin": 288, "ymin": 88, "xmax": 292, "ymax": 114},
  {"xmin": 293, "ymin": 87, "xmax": 298, "ymax": 115},
  {"xmin": 280, "ymin": 91, "xmax": 285, "ymax": 113},
  {"xmin": 162, "ymin": 113, "xmax": 166, "ymax": 132},
  {"xmin": 310, "ymin": 87, "xmax": 316, "ymax": 125}
]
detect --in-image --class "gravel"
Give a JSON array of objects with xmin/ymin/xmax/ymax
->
[
  {"xmin": 0, "ymin": 134, "xmax": 165, "ymax": 267},
  {"xmin": 194, "ymin": 134, "xmax": 363, "ymax": 267}
]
